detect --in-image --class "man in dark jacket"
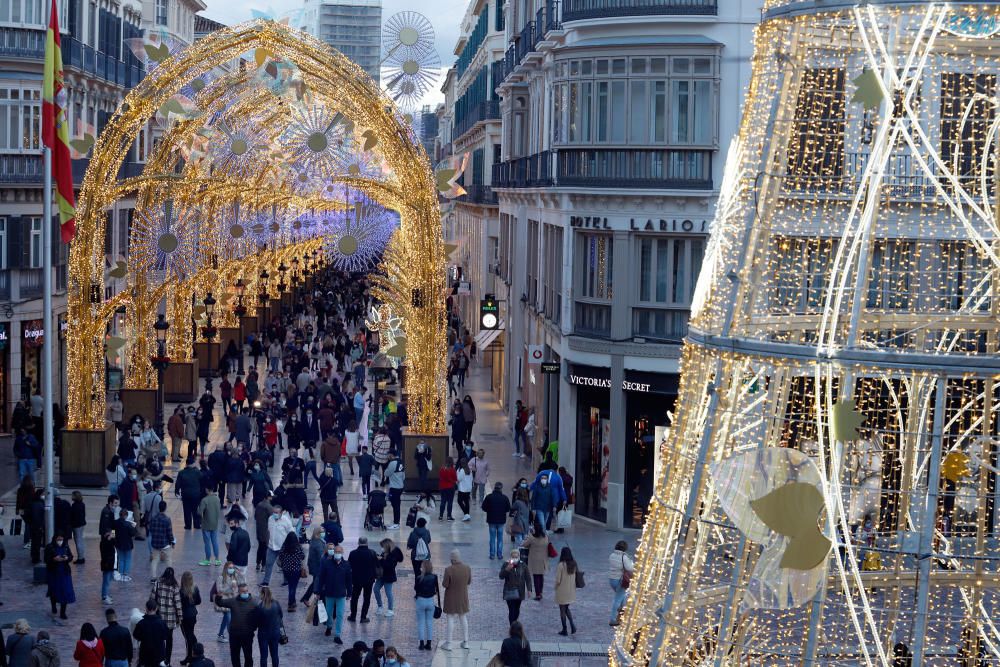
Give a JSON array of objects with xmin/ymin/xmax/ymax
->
[
  {"xmin": 117, "ymin": 468, "xmax": 139, "ymax": 515},
  {"xmin": 174, "ymin": 457, "xmax": 204, "ymax": 530},
  {"xmin": 98, "ymin": 494, "xmax": 120, "ymax": 537},
  {"xmin": 226, "ymin": 512, "xmax": 251, "ymax": 572},
  {"xmin": 215, "ymin": 583, "xmax": 257, "ymax": 667},
  {"xmin": 188, "ymin": 642, "xmax": 215, "ymax": 667},
  {"xmin": 253, "ymin": 493, "xmax": 273, "ymax": 571},
  {"xmin": 133, "ymin": 599, "xmax": 169, "ymax": 667},
  {"xmin": 317, "ymin": 544, "xmax": 352, "ymax": 642},
  {"xmin": 206, "ymin": 447, "xmax": 228, "ymax": 500},
  {"xmin": 100, "ymin": 608, "xmax": 134, "ymax": 666},
  {"xmin": 223, "ymin": 448, "xmax": 246, "ymax": 505},
  {"xmin": 347, "ymin": 537, "xmax": 377, "ymax": 623},
  {"xmin": 53, "ymin": 491, "xmax": 72, "ymax": 542},
  {"xmin": 481, "ymin": 482, "xmax": 512, "ymax": 560}
]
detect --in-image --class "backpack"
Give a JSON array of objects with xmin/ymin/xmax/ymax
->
[{"xmin": 415, "ymin": 536, "xmax": 430, "ymax": 561}]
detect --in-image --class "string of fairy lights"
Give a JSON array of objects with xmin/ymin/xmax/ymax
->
[
  {"xmin": 614, "ymin": 3, "xmax": 1000, "ymax": 666},
  {"xmin": 67, "ymin": 19, "xmax": 448, "ymax": 436}
]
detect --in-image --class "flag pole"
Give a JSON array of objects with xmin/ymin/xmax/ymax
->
[{"xmin": 42, "ymin": 146, "xmax": 54, "ymax": 540}]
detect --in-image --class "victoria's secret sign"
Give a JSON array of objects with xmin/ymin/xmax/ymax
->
[{"xmin": 567, "ymin": 364, "xmax": 679, "ymax": 395}]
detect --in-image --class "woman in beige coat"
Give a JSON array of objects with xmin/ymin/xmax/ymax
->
[
  {"xmin": 554, "ymin": 546, "xmax": 578, "ymax": 635},
  {"xmin": 521, "ymin": 522, "xmax": 550, "ymax": 600},
  {"xmin": 441, "ymin": 549, "xmax": 472, "ymax": 651}
]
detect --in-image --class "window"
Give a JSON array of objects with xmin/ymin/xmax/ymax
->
[
  {"xmin": 0, "ymin": 87, "xmax": 41, "ymax": 151},
  {"xmin": 527, "ymin": 220, "xmax": 539, "ymax": 306},
  {"xmin": 0, "ymin": 0, "xmax": 44, "ymax": 25},
  {"xmin": 0, "ymin": 218, "xmax": 7, "ymax": 270},
  {"xmin": 770, "ymin": 237, "xmax": 835, "ymax": 313},
  {"xmin": 787, "ymin": 68, "xmax": 847, "ymax": 188},
  {"xmin": 636, "ymin": 237, "xmax": 704, "ymax": 306},
  {"xmin": 941, "ymin": 72, "xmax": 996, "ymax": 188},
  {"xmin": 155, "ymin": 0, "xmax": 167, "ymax": 26},
  {"xmin": 867, "ymin": 239, "xmax": 915, "ymax": 310},
  {"xmin": 575, "ymin": 233, "xmax": 613, "ymax": 337},
  {"xmin": 543, "ymin": 224, "xmax": 563, "ymax": 323},
  {"xmin": 28, "ymin": 216, "xmax": 41, "ymax": 268},
  {"xmin": 553, "ymin": 54, "xmax": 716, "ymax": 147},
  {"xmin": 938, "ymin": 241, "xmax": 991, "ymax": 312}
]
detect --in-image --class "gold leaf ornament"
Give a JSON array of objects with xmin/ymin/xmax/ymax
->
[
  {"xmin": 144, "ymin": 42, "xmax": 170, "ymax": 63},
  {"xmin": 831, "ymin": 398, "xmax": 865, "ymax": 442},
  {"xmin": 941, "ymin": 450, "xmax": 971, "ymax": 483},
  {"xmin": 108, "ymin": 260, "xmax": 127, "ymax": 279},
  {"xmin": 750, "ymin": 482, "xmax": 832, "ymax": 571},
  {"xmin": 851, "ymin": 68, "xmax": 884, "ymax": 110}
]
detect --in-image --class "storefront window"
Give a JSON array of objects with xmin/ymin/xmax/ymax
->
[
  {"xmin": 575, "ymin": 390, "xmax": 609, "ymax": 523},
  {"xmin": 625, "ymin": 394, "xmax": 675, "ymax": 529}
]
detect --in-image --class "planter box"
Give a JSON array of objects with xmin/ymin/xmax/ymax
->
[
  {"xmin": 61, "ymin": 423, "xmax": 117, "ymax": 486},
  {"xmin": 120, "ymin": 388, "xmax": 157, "ymax": 428},
  {"xmin": 402, "ymin": 432, "xmax": 450, "ymax": 492},
  {"xmin": 194, "ymin": 341, "xmax": 220, "ymax": 378},
  {"xmin": 240, "ymin": 315, "xmax": 258, "ymax": 339},
  {"xmin": 219, "ymin": 327, "xmax": 241, "ymax": 359},
  {"xmin": 163, "ymin": 359, "xmax": 199, "ymax": 403}
]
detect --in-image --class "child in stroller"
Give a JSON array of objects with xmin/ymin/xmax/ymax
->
[{"xmin": 365, "ymin": 490, "xmax": 387, "ymax": 530}]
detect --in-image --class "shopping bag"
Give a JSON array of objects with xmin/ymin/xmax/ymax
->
[
  {"xmin": 316, "ymin": 599, "xmax": 328, "ymax": 624},
  {"xmin": 556, "ymin": 507, "xmax": 573, "ymax": 529},
  {"xmin": 305, "ymin": 600, "xmax": 317, "ymax": 624},
  {"xmin": 9, "ymin": 518, "xmax": 22, "ymax": 536}
]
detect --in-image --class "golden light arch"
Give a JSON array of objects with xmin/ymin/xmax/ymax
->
[{"xmin": 67, "ymin": 19, "xmax": 447, "ymax": 435}]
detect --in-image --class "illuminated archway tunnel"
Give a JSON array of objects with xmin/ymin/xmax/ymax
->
[{"xmin": 67, "ymin": 19, "xmax": 447, "ymax": 435}]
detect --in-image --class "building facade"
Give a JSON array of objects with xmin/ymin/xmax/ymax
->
[
  {"xmin": 0, "ymin": 0, "xmax": 146, "ymax": 428},
  {"xmin": 485, "ymin": 0, "xmax": 760, "ymax": 529},
  {"xmin": 300, "ymin": 0, "xmax": 381, "ymax": 84}
]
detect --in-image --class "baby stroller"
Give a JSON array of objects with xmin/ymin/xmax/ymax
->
[{"xmin": 365, "ymin": 490, "xmax": 387, "ymax": 530}]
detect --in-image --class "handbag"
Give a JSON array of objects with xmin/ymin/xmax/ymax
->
[
  {"xmin": 575, "ymin": 569, "xmax": 586, "ymax": 588},
  {"xmin": 278, "ymin": 626, "xmax": 289, "ymax": 645},
  {"xmin": 10, "ymin": 517, "xmax": 22, "ymax": 536},
  {"xmin": 433, "ymin": 578, "xmax": 443, "ymax": 619},
  {"xmin": 620, "ymin": 554, "xmax": 632, "ymax": 589},
  {"xmin": 556, "ymin": 507, "xmax": 573, "ymax": 529},
  {"xmin": 547, "ymin": 542, "xmax": 558, "ymax": 558}
]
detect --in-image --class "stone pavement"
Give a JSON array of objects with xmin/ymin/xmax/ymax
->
[{"xmin": 0, "ymin": 363, "xmax": 636, "ymax": 666}]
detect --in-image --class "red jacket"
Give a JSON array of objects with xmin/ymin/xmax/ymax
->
[
  {"xmin": 74, "ymin": 639, "xmax": 105, "ymax": 667},
  {"xmin": 438, "ymin": 466, "xmax": 457, "ymax": 490}
]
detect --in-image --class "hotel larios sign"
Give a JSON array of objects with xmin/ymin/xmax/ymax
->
[
  {"xmin": 569, "ymin": 216, "xmax": 709, "ymax": 233},
  {"xmin": 943, "ymin": 11, "xmax": 1000, "ymax": 38}
]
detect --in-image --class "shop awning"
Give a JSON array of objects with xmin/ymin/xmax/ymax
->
[{"xmin": 474, "ymin": 320, "xmax": 505, "ymax": 352}]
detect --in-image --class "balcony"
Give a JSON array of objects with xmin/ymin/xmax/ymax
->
[
  {"xmin": 0, "ymin": 27, "xmax": 45, "ymax": 59},
  {"xmin": 632, "ymin": 307, "xmax": 689, "ymax": 342},
  {"xmin": 0, "ymin": 155, "xmax": 44, "ymax": 184},
  {"xmin": 19, "ymin": 268, "xmax": 44, "ymax": 300},
  {"xmin": 562, "ymin": 0, "xmax": 718, "ymax": 21},
  {"xmin": 453, "ymin": 99, "xmax": 500, "ymax": 140},
  {"xmin": 493, "ymin": 148, "xmax": 713, "ymax": 190},
  {"xmin": 457, "ymin": 184, "xmax": 498, "ymax": 205},
  {"xmin": 575, "ymin": 302, "xmax": 612, "ymax": 338},
  {"xmin": 496, "ymin": 0, "xmax": 561, "ymax": 84},
  {"xmin": 63, "ymin": 36, "xmax": 134, "ymax": 88}
]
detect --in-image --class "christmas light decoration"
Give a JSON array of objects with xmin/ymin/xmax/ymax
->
[
  {"xmin": 615, "ymin": 2, "xmax": 1000, "ymax": 665},
  {"xmin": 67, "ymin": 19, "xmax": 447, "ymax": 437}
]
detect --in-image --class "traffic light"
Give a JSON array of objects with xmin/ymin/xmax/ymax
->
[{"xmin": 480, "ymin": 297, "xmax": 499, "ymax": 330}]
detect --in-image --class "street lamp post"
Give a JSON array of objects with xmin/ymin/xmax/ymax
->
[
  {"xmin": 234, "ymin": 278, "xmax": 247, "ymax": 375},
  {"xmin": 201, "ymin": 292, "xmax": 218, "ymax": 391},
  {"xmin": 151, "ymin": 314, "xmax": 171, "ymax": 439},
  {"xmin": 291, "ymin": 256, "xmax": 300, "ymax": 297},
  {"xmin": 258, "ymin": 269, "xmax": 270, "ymax": 333}
]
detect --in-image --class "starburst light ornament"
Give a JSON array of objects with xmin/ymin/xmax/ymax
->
[
  {"xmin": 131, "ymin": 200, "xmax": 200, "ymax": 281},
  {"xmin": 382, "ymin": 12, "xmax": 435, "ymax": 60},
  {"xmin": 208, "ymin": 120, "xmax": 271, "ymax": 178},
  {"xmin": 383, "ymin": 44, "xmax": 441, "ymax": 110},
  {"xmin": 323, "ymin": 197, "xmax": 396, "ymax": 272},
  {"xmin": 278, "ymin": 99, "xmax": 351, "ymax": 177}
]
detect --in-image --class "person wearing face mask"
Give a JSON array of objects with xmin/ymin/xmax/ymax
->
[
  {"xmin": 509, "ymin": 483, "xmax": 531, "ymax": 543},
  {"xmin": 482, "ymin": 482, "xmax": 512, "ymax": 560},
  {"xmin": 214, "ymin": 562, "xmax": 244, "ymax": 642},
  {"xmin": 214, "ymin": 584, "xmax": 256, "ymax": 667},
  {"xmin": 44, "ymin": 533, "xmax": 75, "ymax": 619},
  {"xmin": 499, "ymin": 549, "xmax": 532, "ymax": 623},
  {"xmin": 315, "ymin": 544, "xmax": 353, "ymax": 643},
  {"xmin": 248, "ymin": 461, "xmax": 273, "ymax": 506},
  {"xmin": 117, "ymin": 468, "xmax": 138, "ymax": 520},
  {"xmin": 530, "ymin": 473, "xmax": 557, "ymax": 531},
  {"xmin": 381, "ymin": 647, "xmax": 408, "ymax": 667},
  {"xmin": 253, "ymin": 492, "xmax": 274, "ymax": 572},
  {"xmin": 226, "ymin": 513, "xmax": 251, "ymax": 576},
  {"xmin": 319, "ymin": 464, "xmax": 342, "ymax": 521},
  {"xmin": 262, "ymin": 504, "xmax": 294, "ymax": 587},
  {"xmin": 280, "ymin": 448, "xmax": 307, "ymax": 516},
  {"xmin": 530, "ymin": 469, "xmax": 568, "ymax": 531},
  {"xmin": 299, "ymin": 408, "xmax": 322, "ymax": 458},
  {"xmin": 113, "ymin": 509, "xmax": 136, "ymax": 582},
  {"xmin": 361, "ymin": 639, "xmax": 385, "ymax": 667}
]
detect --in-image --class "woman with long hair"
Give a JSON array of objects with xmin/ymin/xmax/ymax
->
[
  {"xmin": 374, "ymin": 538, "xmax": 404, "ymax": 618},
  {"xmin": 413, "ymin": 560, "xmax": 439, "ymax": 651},
  {"xmin": 255, "ymin": 586, "xmax": 283, "ymax": 667},
  {"xmin": 608, "ymin": 539, "xmax": 633, "ymax": 627},
  {"xmin": 500, "ymin": 621, "xmax": 532, "ymax": 667},
  {"xmin": 179, "ymin": 571, "xmax": 202, "ymax": 665},
  {"xmin": 73, "ymin": 623, "xmax": 104, "ymax": 667},
  {"xmin": 105, "ymin": 456, "xmax": 126, "ymax": 495},
  {"xmin": 521, "ymin": 521, "xmax": 550, "ymax": 600},
  {"xmin": 44, "ymin": 532, "xmax": 75, "ymax": 619},
  {"xmin": 455, "ymin": 459, "xmax": 473, "ymax": 521},
  {"xmin": 384, "ymin": 646, "xmax": 410, "ymax": 667},
  {"xmin": 277, "ymin": 531, "xmax": 305, "ymax": 612},
  {"xmin": 554, "ymin": 547, "xmax": 578, "ymax": 635},
  {"xmin": 152, "ymin": 567, "xmax": 183, "ymax": 664},
  {"xmin": 215, "ymin": 560, "xmax": 246, "ymax": 642}
]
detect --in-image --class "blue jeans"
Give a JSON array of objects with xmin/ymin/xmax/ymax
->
[
  {"xmin": 262, "ymin": 548, "xmax": 279, "ymax": 584},
  {"xmin": 201, "ymin": 530, "xmax": 219, "ymax": 560},
  {"xmin": 488, "ymin": 523, "xmax": 504, "ymax": 558},
  {"xmin": 373, "ymin": 580, "xmax": 394, "ymax": 610},
  {"xmin": 202, "ymin": 529, "xmax": 220, "ymax": 560},
  {"xmin": 106, "ymin": 660, "xmax": 129, "ymax": 667},
  {"xmin": 324, "ymin": 596, "xmax": 346, "ymax": 636},
  {"xmin": 116, "ymin": 548, "xmax": 132, "ymax": 576},
  {"xmin": 101, "ymin": 570, "xmax": 114, "ymax": 598},
  {"xmin": 439, "ymin": 488, "xmax": 455, "ymax": 519},
  {"xmin": 17, "ymin": 458, "xmax": 35, "ymax": 483},
  {"xmin": 219, "ymin": 610, "xmax": 231, "ymax": 636},
  {"xmin": 610, "ymin": 577, "xmax": 627, "ymax": 622},
  {"xmin": 533, "ymin": 510, "xmax": 550, "ymax": 530},
  {"xmin": 415, "ymin": 596, "xmax": 435, "ymax": 641},
  {"xmin": 258, "ymin": 634, "xmax": 279, "ymax": 667}
]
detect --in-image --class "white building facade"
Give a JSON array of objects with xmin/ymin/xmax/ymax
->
[
  {"xmin": 300, "ymin": 0, "xmax": 381, "ymax": 84},
  {"xmin": 489, "ymin": 0, "xmax": 761, "ymax": 529}
]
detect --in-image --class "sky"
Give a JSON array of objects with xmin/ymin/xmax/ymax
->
[{"xmin": 200, "ymin": 0, "xmax": 470, "ymax": 109}]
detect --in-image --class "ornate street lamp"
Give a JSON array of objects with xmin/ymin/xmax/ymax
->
[
  {"xmin": 201, "ymin": 292, "xmax": 218, "ymax": 390},
  {"xmin": 258, "ymin": 268, "xmax": 270, "ymax": 332},
  {"xmin": 276, "ymin": 260, "xmax": 289, "ymax": 293},
  {"xmin": 291, "ymin": 256, "xmax": 301, "ymax": 288},
  {"xmin": 233, "ymin": 278, "xmax": 246, "ymax": 374},
  {"xmin": 150, "ymin": 314, "xmax": 171, "ymax": 438}
]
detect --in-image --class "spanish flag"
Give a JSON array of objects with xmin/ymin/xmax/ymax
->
[{"xmin": 43, "ymin": 0, "xmax": 76, "ymax": 243}]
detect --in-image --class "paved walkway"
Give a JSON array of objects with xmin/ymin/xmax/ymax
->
[{"xmin": 0, "ymin": 362, "xmax": 631, "ymax": 666}]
